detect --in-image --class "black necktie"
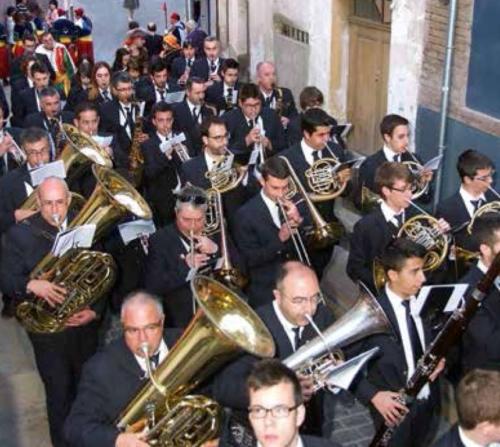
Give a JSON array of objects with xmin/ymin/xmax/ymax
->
[
  {"xmin": 402, "ymin": 300, "xmax": 424, "ymax": 367},
  {"xmin": 394, "ymin": 213, "xmax": 404, "ymax": 227},
  {"xmin": 393, "ymin": 154, "xmax": 401, "ymax": 163},
  {"xmin": 150, "ymin": 352, "xmax": 160, "ymax": 370},
  {"xmin": 264, "ymin": 95, "xmax": 272, "ymax": 107},
  {"xmin": 210, "ymin": 61, "xmax": 216, "ymax": 73},
  {"xmin": 158, "ymin": 89, "xmax": 166, "ymax": 102},
  {"xmin": 192, "ymin": 106, "xmax": 199, "ymax": 123},
  {"xmin": 247, "ymin": 119, "xmax": 254, "ymax": 131},
  {"xmin": 292, "ymin": 327, "xmax": 301, "ymax": 351},
  {"xmin": 226, "ymin": 87, "xmax": 233, "ymax": 101},
  {"xmin": 102, "ymin": 90, "xmax": 111, "ymax": 102},
  {"xmin": 187, "ymin": 59, "xmax": 193, "ymax": 68},
  {"xmin": 276, "ymin": 202, "xmax": 285, "ymax": 226},
  {"xmin": 471, "ymin": 199, "xmax": 483, "ymax": 212},
  {"xmin": 313, "ymin": 150, "xmax": 322, "ymax": 163},
  {"xmin": 124, "ymin": 106, "xmax": 134, "ymax": 132}
]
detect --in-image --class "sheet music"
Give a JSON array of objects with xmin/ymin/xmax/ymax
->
[
  {"xmin": 165, "ymin": 91, "xmax": 185, "ymax": 104},
  {"xmin": 159, "ymin": 133, "xmax": 187, "ymax": 154},
  {"xmin": 118, "ymin": 219, "xmax": 156, "ymax": 245},
  {"xmin": 30, "ymin": 160, "xmax": 66, "ymax": 186},
  {"xmin": 51, "ymin": 224, "xmax": 96, "ymax": 257},
  {"xmin": 423, "ymin": 154, "xmax": 443, "ymax": 171},
  {"xmin": 92, "ymin": 135, "xmax": 113, "ymax": 147},
  {"xmin": 414, "ymin": 283, "xmax": 469, "ymax": 315}
]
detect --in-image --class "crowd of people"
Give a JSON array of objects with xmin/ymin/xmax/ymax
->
[{"xmin": 0, "ymin": 1, "xmax": 500, "ymax": 447}]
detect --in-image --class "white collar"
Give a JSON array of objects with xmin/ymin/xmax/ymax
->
[
  {"xmin": 204, "ymin": 151, "xmax": 222, "ymax": 170},
  {"xmin": 272, "ymin": 300, "xmax": 303, "ymax": 348},
  {"xmin": 458, "ymin": 426, "xmax": 486, "ymax": 447},
  {"xmin": 156, "ymin": 131, "xmax": 172, "ymax": 142},
  {"xmin": 187, "ymin": 98, "xmax": 199, "ymax": 111},
  {"xmin": 258, "ymin": 435, "xmax": 303, "ymax": 447},
  {"xmin": 300, "ymin": 138, "xmax": 322, "ymax": 166},
  {"xmin": 459, "ymin": 185, "xmax": 486, "ymax": 203},
  {"xmin": 380, "ymin": 201, "xmax": 404, "ymax": 224},
  {"xmin": 386, "ymin": 284, "xmax": 416, "ymax": 312},
  {"xmin": 207, "ymin": 57, "xmax": 219, "ymax": 67},
  {"xmin": 119, "ymin": 101, "xmax": 132, "ymax": 110},
  {"xmin": 133, "ymin": 339, "xmax": 169, "ymax": 374},
  {"xmin": 260, "ymin": 87, "xmax": 273, "ymax": 100},
  {"xmin": 477, "ymin": 259, "xmax": 488, "ymax": 275},
  {"xmin": 383, "ymin": 144, "xmax": 402, "ymax": 162}
]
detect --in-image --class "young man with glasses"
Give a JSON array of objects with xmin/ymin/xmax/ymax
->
[
  {"xmin": 351, "ymin": 238, "xmax": 445, "ymax": 447},
  {"xmin": 347, "ymin": 161, "xmax": 449, "ymax": 294},
  {"xmin": 246, "ymin": 359, "xmax": 339, "ymax": 447},
  {"xmin": 65, "ymin": 291, "xmax": 183, "ymax": 447},
  {"xmin": 437, "ymin": 149, "xmax": 497, "ymax": 256}
]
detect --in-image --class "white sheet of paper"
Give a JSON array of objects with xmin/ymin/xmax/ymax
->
[
  {"xmin": 165, "ymin": 91, "xmax": 185, "ymax": 104},
  {"xmin": 353, "ymin": 157, "xmax": 366, "ymax": 170},
  {"xmin": 186, "ymin": 267, "xmax": 197, "ymax": 282},
  {"xmin": 30, "ymin": 160, "xmax": 66, "ymax": 186},
  {"xmin": 443, "ymin": 284, "xmax": 470, "ymax": 312},
  {"xmin": 24, "ymin": 181, "xmax": 34, "ymax": 196},
  {"xmin": 51, "ymin": 224, "xmax": 96, "ymax": 257},
  {"xmin": 118, "ymin": 219, "xmax": 156, "ymax": 245},
  {"xmin": 159, "ymin": 133, "xmax": 187, "ymax": 154},
  {"xmin": 248, "ymin": 147, "xmax": 260, "ymax": 166},
  {"xmin": 92, "ymin": 135, "xmax": 113, "ymax": 147},
  {"xmin": 423, "ymin": 155, "xmax": 443, "ymax": 171}
]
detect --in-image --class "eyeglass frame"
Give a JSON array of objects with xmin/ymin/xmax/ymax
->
[
  {"xmin": 282, "ymin": 292, "xmax": 322, "ymax": 306},
  {"xmin": 176, "ymin": 194, "xmax": 208, "ymax": 205},
  {"xmin": 248, "ymin": 403, "xmax": 301, "ymax": 419}
]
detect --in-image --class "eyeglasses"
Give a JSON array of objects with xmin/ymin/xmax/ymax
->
[
  {"xmin": 123, "ymin": 319, "xmax": 163, "ymax": 336},
  {"xmin": 208, "ymin": 133, "xmax": 228, "ymax": 141},
  {"xmin": 248, "ymin": 404, "xmax": 300, "ymax": 419},
  {"xmin": 242, "ymin": 101, "xmax": 261, "ymax": 109},
  {"xmin": 285, "ymin": 292, "xmax": 322, "ymax": 306},
  {"xmin": 177, "ymin": 194, "xmax": 207, "ymax": 205},
  {"xmin": 474, "ymin": 171, "xmax": 495, "ymax": 182},
  {"xmin": 390, "ymin": 185, "xmax": 412, "ymax": 194},
  {"xmin": 115, "ymin": 86, "xmax": 133, "ymax": 92},
  {"xmin": 26, "ymin": 148, "xmax": 50, "ymax": 156}
]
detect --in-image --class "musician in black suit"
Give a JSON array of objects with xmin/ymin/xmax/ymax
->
[
  {"xmin": 189, "ymin": 36, "xmax": 225, "ymax": 83},
  {"xmin": 12, "ymin": 62, "xmax": 51, "ymax": 127},
  {"xmin": 0, "ymin": 128, "xmax": 51, "ymax": 234},
  {"xmin": 99, "ymin": 71, "xmax": 148, "ymax": 173},
  {"xmin": 432, "ymin": 369, "xmax": 500, "ymax": 447},
  {"xmin": 347, "ymin": 162, "xmax": 451, "ymax": 294},
  {"xmin": 0, "ymin": 108, "xmax": 23, "ymax": 177},
  {"xmin": 351, "ymin": 239, "xmax": 445, "ymax": 447},
  {"xmin": 246, "ymin": 359, "xmax": 340, "ymax": 447},
  {"xmin": 172, "ymin": 77, "xmax": 214, "ymax": 155},
  {"xmin": 256, "ymin": 61, "xmax": 298, "ymax": 129},
  {"xmin": 135, "ymin": 59, "xmax": 182, "ymax": 117},
  {"xmin": 459, "ymin": 215, "xmax": 500, "ymax": 375},
  {"xmin": 287, "ymin": 87, "xmax": 325, "ymax": 147},
  {"xmin": 170, "ymin": 39, "xmax": 197, "ymax": 87},
  {"xmin": 10, "ymin": 34, "xmax": 55, "ymax": 81},
  {"xmin": 280, "ymin": 108, "xmax": 350, "ymax": 275},
  {"xmin": 145, "ymin": 22, "xmax": 164, "ymax": 58},
  {"xmin": 437, "ymin": 149, "xmax": 496, "ymax": 253},
  {"xmin": 180, "ymin": 116, "xmax": 248, "ymax": 231},
  {"xmin": 223, "ymin": 83, "xmax": 287, "ymax": 165},
  {"xmin": 357, "ymin": 114, "xmax": 433, "ymax": 203},
  {"xmin": 1, "ymin": 177, "xmax": 101, "ymax": 447},
  {"xmin": 142, "ymin": 102, "xmax": 189, "ymax": 227},
  {"xmin": 205, "ymin": 58, "xmax": 240, "ymax": 115},
  {"xmin": 64, "ymin": 291, "xmax": 182, "ymax": 447},
  {"xmin": 233, "ymin": 157, "xmax": 303, "ymax": 307},
  {"xmin": 144, "ymin": 185, "xmax": 221, "ymax": 328}
]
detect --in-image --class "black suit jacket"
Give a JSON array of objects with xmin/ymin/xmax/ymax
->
[
  {"xmin": 145, "ymin": 33, "xmax": 164, "ymax": 58},
  {"xmin": 23, "ymin": 110, "xmax": 74, "ymax": 129},
  {"xmin": 460, "ymin": 264, "xmax": 500, "ymax": 373},
  {"xmin": 233, "ymin": 193, "xmax": 295, "ymax": 307},
  {"xmin": 432, "ymin": 425, "xmax": 465, "ymax": 447},
  {"xmin": 135, "ymin": 81, "xmax": 182, "ymax": 117},
  {"xmin": 0, "ymin": 84, "xmax": 8, "ymax": 120},
  {"xmin": 14, "ymin": 87, "xmax": 40, "ymax": 125},
  {"xmin": 205, "ymin": 81, "xmax": 240, "ymax": 114},
  {"xmin": 170, "ymin": 56, "xmax": 196, "ymax": 85},
  {"xmin": 190, "ymin": 57, "xmax": 226, "ymax": 81},
  {"xmin": 346, "ymin": 206, "xmax": 416, "ymax": 294},
  {"xmin": 260, "ymin": 87, "xmax": 298, "ymax": 119},
  {"xmin": 172, "ymin": 99, "xmax": 214, "ymax": 155},
  {"xmin": 0, "ymin": 164, "xmax": 31, "ymax": 233},
  {"xmin": 222, "ymin": 108, "xmax": 287, "ymax": 164},
  {"xmin": 64, "ymin": 331, "xmax": 181, "ymax": 447}
]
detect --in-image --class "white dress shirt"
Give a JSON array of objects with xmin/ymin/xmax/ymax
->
[
  {"xmin": 459, "ymin": 186, "xmax": 486, "ymax": 218},
  {"xmin": 260, "ymin": 190, "xmax": 281, "ymax": 229},
  {"xmin": 272, "ymin": 301, "xmax": 303, "ymax": 351},
  {"xmin": 204, "ymin": 151, "xmax": 223, "ymax": 172},
  {"xmin": 258, "ymin": 436, "xmax": 304, "ymax": 447},
  {"xmin": 458, "ymin": 426, "xmax": 485, "ymax": 447},
  {"xmin": 380, "ymin": 201, "xmax": 405, "ymax": 228},
  {"xmin": 300, "ymin": 139, "xmax": 320, "ymax": 167},
  {"xmin": 134, "ymin": 339, "xmax": 169, "ymax": 375},
  {"xmin": 385, "ymin": 284, "xmax": 430, "ymax": 399},
  {"xmin": 383, "ymin": 144, "xmax": 402, "ymax": 162},
  {"xmin": 187, "ymin": 99, "xmax": 202, "ymax": 124}
]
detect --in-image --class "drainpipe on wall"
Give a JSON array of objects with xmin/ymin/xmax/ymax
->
[{"xmin": 433, "ymin": 0, "xmax": 458, "ymax": 213}]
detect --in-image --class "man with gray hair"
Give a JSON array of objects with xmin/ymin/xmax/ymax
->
[
  {"xmin": 65, "ymin": 291, "xmax": 182, "ymax": 447},
  {"xmin": 1, "ymin": 175, "xmax": 100, "ymax": 447},
  {"xmin": 144, "ymin": 184, "xmax": 222, "ymax": 328}
]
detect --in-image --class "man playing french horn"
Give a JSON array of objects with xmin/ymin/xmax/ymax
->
[{"xmin": 1, "ymin": 176, "xmax": 101, "ymax": 447}]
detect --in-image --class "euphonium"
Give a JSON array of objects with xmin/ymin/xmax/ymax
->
[
  {"xmin": 16, "ymin": 165, "xmax": 153, "ymax": 333},
  {"xmin": 20, "ymin": 124, "xmax": 113, "ymax": 210},
  {"xmin": 279, "ymin": 156, "xmax": 343, "ymax": 248},
  {"xmin": 116, "ymin": 275, "xmax": 275, "ymax": 446},
  {"xmin": 210, "ymin": 189, "xmax": 247, "ymax": 290},
  {"xmin": 284, "ymin": 289, "xmax": 391, "ymax": 393}
]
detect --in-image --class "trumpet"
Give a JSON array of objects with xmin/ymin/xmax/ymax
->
[
  {"xmin": 276, "ymin": 197, "xmax": 311, "ymax": 266},
  {"xmin": 0, "ymin": 129, "xmax": 27, "ymax": 166}
]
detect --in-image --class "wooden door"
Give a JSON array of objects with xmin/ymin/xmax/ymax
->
[{"xmin": 347, "ymin": 17, "xmax": 390, "ymax": 155}]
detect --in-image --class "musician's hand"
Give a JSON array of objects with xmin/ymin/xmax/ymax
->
[
  {"xmin": 420, "ymin": 168, "xmax": 433, "ymax": 183},
  {"xmin": 15, "ymin": 208, "xmax": 38, "ymax": 222},
  {"xmin": 278, "ymin": 224, "xmax": 292, "ymax": 242},
  {"xmin": 429, "ymin": 358, "xmax": 446, "ymax": 382},
  {"xmin": 182, "ymin": 252, "xmax": 210, "ymax": 269},
  {"xmin": 209, "ymin": 72, "xmax": 221, "ymax": 82},
  {"xmin": 179, "ymin": 72, "xmax": 189, "ymax": 84},
  {"xmin": 115, "ymin": 433, "xmax": 149, "ymax": 447},
  {"xmin": 437, "ymin": 218, "xmax": 451, "ymax": 234},
  {"xmin": 138, "ymin": 132, "xmax": 149, "ymax": 144},
  {"xmin": 65, "ymin": 308, "xmax": 96, "ymax": 327},
  {"xmin": 371, "ymin": 391, "xmax": 408, "ymax": 427},
  {"xmin": 103, "ymin": 145, "xmax": 114, "ymax": 158},
  {"xmin": 262, "ymin": 136, "xmax": 272, "ymax": 151},
  {"xmin": 280, "ymin": 116, "xmax": 290, "ymax": 128},
  {"xmin": 297, "ymin": 373, "xmax": 314, "ymax": 402},
  {"xmin": 245, "ymin": 128, "xmax": 261, "ymax": 146},
  {"xmin": 282, "ymin": 200, "xmax": 302, "ymax": 226},
  {"xmin": 26, "ymin": 279, "xmax": 67, "ymax": 307},
  {"xmin": 337, "ymin": 167, "xmax": 352, "ymax": 184},
  {"xmin": 0, "ymin": 132, "xmax": 14, "ymax": 156},
  {"xmin": 194, "ymin": 235, "xmax": 218, "ymax": 255}
]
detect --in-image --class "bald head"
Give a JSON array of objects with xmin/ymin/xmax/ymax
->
[
  {"xmin": 121, "ymin": 291, "xmax": 164, "ymax": 321},
  {"xmin": 256, "ymin": 61, "xmax": 276, "ymax": 90},
  {"xmin": 275, "ymin": 261, "xmax": 318, "ymax": 293},
  {"xmin": 36, "ymin": 176, "xmax": 71, "ymax": 227}
]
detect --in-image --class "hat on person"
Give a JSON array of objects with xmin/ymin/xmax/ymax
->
[
  {"xmin": 74, "ymin": 8, "xmax": 84, "ymax": 17},
  {"xmin": 163, "ymin": 33, "xmax": 180, "ymax": 49},
  {"xmin": 170, "ymin": 12, "xmax": 180, "ymax": 21}
]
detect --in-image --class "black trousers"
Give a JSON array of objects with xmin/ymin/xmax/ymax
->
[{"xmin": 28, "ymin": 323, "xmax": 99, "ymax": 447}]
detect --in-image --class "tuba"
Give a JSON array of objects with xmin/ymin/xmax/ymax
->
[
  {"xmin": 210, "ymin": 189, "xmax": 247, "ymax": 290},
  {"xmin": 16, "ymin": 165, "xmax": 153, "ymax": 333},
  {"xmin": 280, "ymin": 156, "xmax": 343, "ymax": 249},
  {"xmin": 116, "ymin": 275, "xmax": 275, "ymax": 446},
  {"xmin": 20, "ymin": 124, "xmax": 113, "ymax": 210},
  {"xmin": 284, "ymin": 288, "xmax": 391, "ymax": 393}
]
